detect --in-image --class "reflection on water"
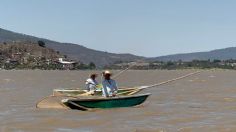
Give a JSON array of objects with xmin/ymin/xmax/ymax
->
[{"xmin": 0, "ymin": 70, "xmax": 236, "ymax": 131}]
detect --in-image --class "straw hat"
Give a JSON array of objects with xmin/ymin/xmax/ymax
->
[{"xmin": 104, "ymin": 70, "xmax": 112, "ymax": 75}]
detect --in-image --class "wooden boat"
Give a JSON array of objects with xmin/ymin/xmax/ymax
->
[
  {"xmin": 62, "ymin": 93, "xmax": 151, "ymax": 110},
  {"xmin": 53, "ymin": 87, "xmax": 142, "ymax": 96}
]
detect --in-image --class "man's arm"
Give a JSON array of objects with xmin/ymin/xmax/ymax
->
[{"xmin": 112, "ymin": 80, "xmax": 118, "ymax": 93}]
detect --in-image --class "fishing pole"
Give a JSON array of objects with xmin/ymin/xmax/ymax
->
[
  {"xmin": 112, "ymin": 62, "xmax": 137, "ymax": 79},
  {"xmin": 137, "ymin": 71, "xmax": 202, "ymax": 90},
  {"xmin": 116, "ymin": 71, "xmax": 202, "ymax": 96}
]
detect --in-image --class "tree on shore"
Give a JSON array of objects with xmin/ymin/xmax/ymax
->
[
  {"xmin": 89, "ymin": 62, "xmax": 96, "ymax": 69},
  {"xmin": 38, "ymin": 40, "xmax": 46, "ymax": 47}
]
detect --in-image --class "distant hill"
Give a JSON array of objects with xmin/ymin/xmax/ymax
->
[
  {"xmin": 148, "ymin": 47, "xmax": 236, "ymax": 62},
  {"xmin": 0, "ymin": 28, "xmax": 144, "ymax": 67},
  {"xmin": 3, "ymin": 27, "xmax": 236, "ymax": 65}
]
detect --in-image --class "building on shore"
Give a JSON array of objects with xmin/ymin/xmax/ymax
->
[{"xmin": 56, "ymin": 58, "xmax": 76, "ymax": 70}]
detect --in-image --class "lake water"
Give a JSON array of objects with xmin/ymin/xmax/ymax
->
[{"xmin": 0, "ymin": 70, "xmax": 236, "ymax": 132}]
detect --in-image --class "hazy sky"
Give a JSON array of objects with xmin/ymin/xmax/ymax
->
[{"xmin": 1, "ymin": 0, "xmax": 236, "ymax": 57}]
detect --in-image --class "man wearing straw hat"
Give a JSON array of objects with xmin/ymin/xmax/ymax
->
[
  {"xmin": 85, "ymin": 73, "xmax": 99, "ymax": 95},
  {"xmin": 102, "ymin": 70, "xmax": 118, "ymax": 97}
]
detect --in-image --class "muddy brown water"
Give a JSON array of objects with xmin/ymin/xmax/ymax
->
[{"xmin": 0, "ymin": 70, "xmax": 236, "ymax": 132}]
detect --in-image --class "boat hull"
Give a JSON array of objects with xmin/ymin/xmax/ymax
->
[
  {"xmin": 53, "ymin": 88, "xmax": 141, "ymax": 96},
  {"xmin": 63, "ymin": 93, "xmax": 151, "ymax": 110}
]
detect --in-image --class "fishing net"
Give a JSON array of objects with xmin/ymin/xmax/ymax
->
[{"xmin": 36, "ymin": 95, "xmax": 76, "ymax": 109}]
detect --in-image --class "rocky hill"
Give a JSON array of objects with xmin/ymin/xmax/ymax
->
[
  {"xmin": 0, "ymin": 28, "xmax": 144, "ymax": 67},
  {"xmin": 0, "ymin": 41, "xmax": 62, "ymax": 59},
  {"xmin": 0, "ymin": 41, "xmax": 67, "ymax": 69}
]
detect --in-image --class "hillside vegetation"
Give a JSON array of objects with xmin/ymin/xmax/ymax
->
[{"xmin": 0, "ymin": 41, "xmax": 63, "ymax": 69}]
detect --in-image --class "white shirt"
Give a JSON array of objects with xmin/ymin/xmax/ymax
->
[
  {"xmin": 102, "ymin": 79, "xmax": 118, "ymax": 97},
  {"xmin": 85, "ymin": 78, "xmax": 98, "ymax": 91}
]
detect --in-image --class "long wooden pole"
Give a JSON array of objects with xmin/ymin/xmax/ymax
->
[
  {"xmin": 137, "ymin": 71, "xmax": 202, "ymax": 90},
  {"xmin": 112, "ymin": 62, "xmax": 137, "ymax": 79}
]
